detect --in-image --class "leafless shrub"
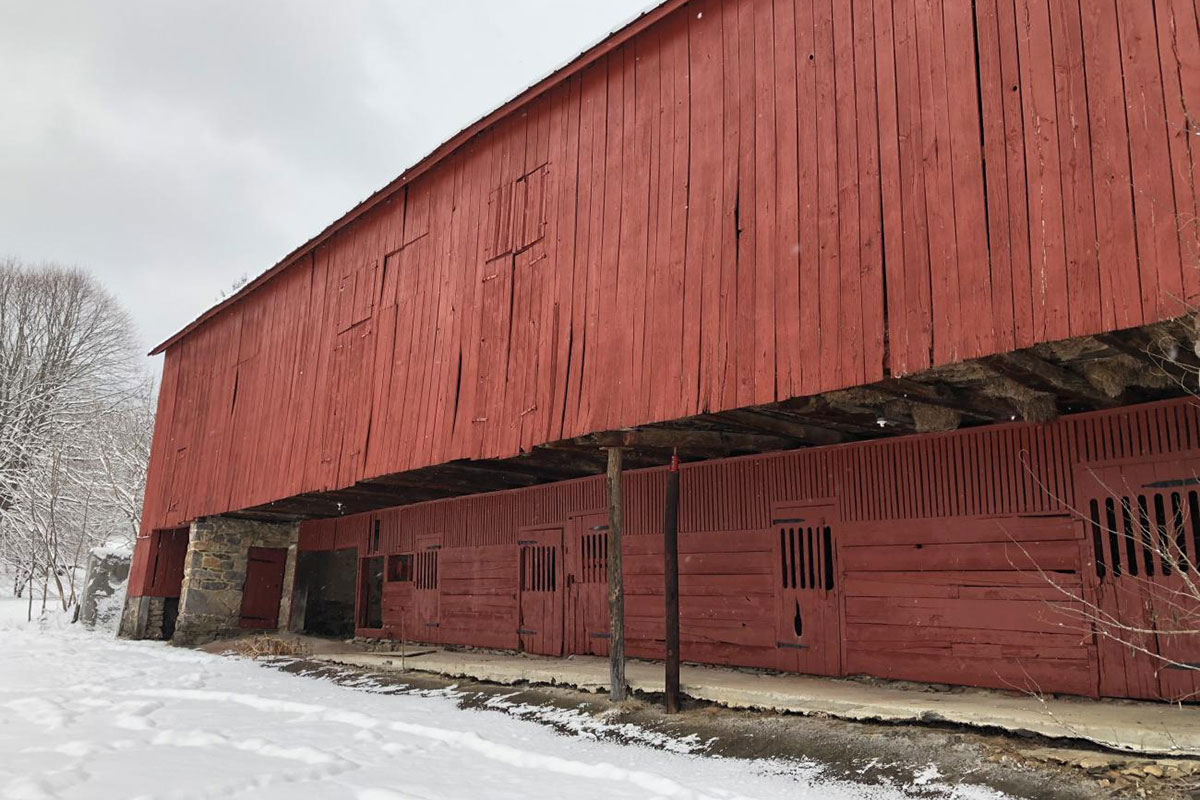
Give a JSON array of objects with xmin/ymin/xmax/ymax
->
[{"xmin": 225, "ymin": 634, "xmax": 312, "ymax": 660}]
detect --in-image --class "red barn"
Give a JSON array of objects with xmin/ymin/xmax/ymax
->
[{"xmin": 124, "ymin": 0, "xmax": 1200, "ymax": 702}]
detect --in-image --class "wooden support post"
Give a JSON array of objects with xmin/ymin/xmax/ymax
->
[
  {"xmin": 605, "ymin": 446, "xmax": 627, "ymax": 702},
  {"xmin": 663, "ymin": 451, "xmax": 681, "ymax": 713}
]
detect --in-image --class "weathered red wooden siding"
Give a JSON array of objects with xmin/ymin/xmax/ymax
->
[
  {"xmin": 138, "ymin": 0, "xmax": 1200, "ymax": 541},
  {"xmin": 291, "ymin": 398, "xmax": 1200, "ymax": 697}
]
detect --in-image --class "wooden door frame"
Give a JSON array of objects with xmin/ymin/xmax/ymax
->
[
  {"xmin": 770, "ymin": 498, "xmax": 843, "ymax": 675},
  {"xmin": 565, "ymin": 510, "xmax": 609, "ymax": 656},
  {"xmin": 516, "ymin": 523, "xmax": 565, "ymax": 655}
]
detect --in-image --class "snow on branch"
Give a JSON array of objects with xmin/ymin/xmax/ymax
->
[{"xmin": 0, "ymin": 258, "xmax": 153, "ymax": 618}]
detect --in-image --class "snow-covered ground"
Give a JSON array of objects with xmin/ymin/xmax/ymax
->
[{"xmin": 0, "ymin": 597, "xmax": 1004, "ymax": 800}]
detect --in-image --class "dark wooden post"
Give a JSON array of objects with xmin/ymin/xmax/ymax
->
[
  {"xmin": 605, "ymin": 446, "xmax": 626, "ymax": 702},
  {"xmin": 663, "ymin": 450, "xmax": 681, "ymax": 713}
]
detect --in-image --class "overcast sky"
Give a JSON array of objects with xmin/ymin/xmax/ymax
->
[{"xmin": 0, "ymin": 1, "xmax": 652, "ymax": 362}]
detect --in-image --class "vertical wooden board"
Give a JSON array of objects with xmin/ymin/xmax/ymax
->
[
  {"xmin": 753, "ymin": 0, "xmax": 778, "ymax": 405},
  {"xmin": 973, "ymin": 0, "xmax": 1017, "ymax": 355},
  {"xmin": 687, "ymin": 0, "xmax": 724, "ymax": 415},
  {"xmin": 275, "ymin": 256, "xmax": 310, "ymax": 494},
  {"xmin": 772, "ymin": 0, "xmax": 801, "ymax": 398},
  {"xmin": 403, "ymin": 188, "xmax": 439, "ymax": 469},
  {"xmin": 530, "ymin": 87, "xmax": 566, "ymax": 446},
  {"xmin": 942, "ymin": 0, "xmax": 994, "ymax": 359},
  {"xmin": 892, "ymin": 0, "xmax": 934, "ymax": 375},
  {"xmin": 563, "ymin": 69, "xmax": 601, "ymax": 438},
  {"xmin": 574, "ymin": 63, "xmax": 610, "ymax": 435},
  {"xmin": 364, "ymin": 280, "xmax": 399, "ymax": 476},
  {"xmin": 873, "ymin": 0, "xmax": 908, "ymax": 377},
  {"xmin": 1116, "ymin": 0, "xmax": 1185, "ymax": 323},
  {"xmin": 417, "ymin": 167, "xmax": 461, "ymax": 468},
  {"xmin": 813, "ymin": 0, "xmax": 840, "ymax": 391},
  {"xmin": 542, "ymin": 81, "xmax": 579, "ymax": 443},
  {"xmin": 427, "ymin": 162, "xmax": 467, "ymax": 465},
  {"xmin": 570, "ymin": 67, "xmax": 599, "ymax": 435},
  {"xmin": 853, "ymin": 0, "xmax": 885, "ymax": 383},
  {"xmin": 734, "ymin": 0, "xmax": 758, "ymax": 407},
  {"xmin": 594, "ymin": 52, "xmax": 627, "ymax": 432},
  {"xmin": 469, "ymin": 127, "xmax": 509, "ymax": 460},
  {"xmin": 481, "ymin": 120, "xmax": 527, "ymax": 459},
  {"xmin": 193, "ymin": 312, "xmax": 240, "ymax": 518},
  {"xmin": 794, "ymin": 0, "xmax": 823, "ymax": 393},
  {"xmin": 633, "ymin": 31, "xmax": 662, "ymax": 426},
  {"xmin": 1154, "ymin": 0, "xmax": 1200, "ymax": 309},
  {"xmin": 475, "ymin": 151, "xmax": 510, "ymax": 461},
  {"xmin": 250, "ymin": 272, "xmax": 300, "ymax": 506},
  {"xmin": 715, "ymin": 0, "xmax": 741, "ymax": 413},
  {"xmin": 508, "ymin": 110, "xmax": 551, "ymax": 454},
  {"xmin": 298, "ymin": 247, "xmax": 338, "ymax": 490},
  {"xmin": 510, "ymin": 242, "xmax": 547, "ymax": 454},
  {"xmin": 1014, "ymin": 0, "xmax": 1069, "ymax": 344},
  {"xmin": 449, "ymin": 144, "xmax": 492, "ymax": 459},
  {"xmin": 915, "ymin": 0, "xmax": 961, "ymax": 367},
  {"xmin": 1048, "ymin": 0, "xmax": 1102, "ymax": 337},
  {"xmin": 617, "ymin": 44, "xmax": 649, "ymax": 429},
  {"xmin": 385, "ymin": 238, "xmax": 425, "ymax": 471},
  {"xmin": 987, "ymin": 0, "xmax": 1035, "ymax": 348},
  {"xmin": 831, "ymin": 0, "xmax": 862, "ymax": 387},
  {"xmin": 641, "ymin": 27, "xmax": 666, "ymax": 422},
  {"xmin": 664, "ymin": 19, "xmax": 691, "ymax": 418}
]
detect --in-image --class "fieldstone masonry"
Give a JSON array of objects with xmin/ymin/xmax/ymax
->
[
  {"xmin": 119, "ymin": 595, "xmax": 170, "ymax": 640},
  {"xmin": 172, "ymin": 516, "xmax": 299, "ymax": 646}
]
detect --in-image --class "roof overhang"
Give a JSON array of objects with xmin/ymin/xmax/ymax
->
[{"xmin": 224, "ymin": 317, "xmax": 1199, "ymax": 522}]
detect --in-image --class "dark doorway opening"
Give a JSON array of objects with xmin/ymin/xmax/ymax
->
[
  {"xmin": 359, "ymin": 556, "xmax": 384, "ymax": 629},
  {"xmin": 161, "ymin": 597, "xmax": 179, "ymax": 639},
  {"xmin": 294, "ymin": 548, "xmax": 357, "ymax": 637}
]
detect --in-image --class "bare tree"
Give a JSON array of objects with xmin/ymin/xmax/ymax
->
[
  {"xmin": 0, "ymin": 258, "xmax": 152, "ymax": 618},
  {"xmin": 1019, "ymin": 317, "xmax": 1200, "ymax": 701}
]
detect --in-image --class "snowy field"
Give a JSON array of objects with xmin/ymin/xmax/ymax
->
[{"xmin": 0, "ymin": 597, "xmax": 1005, "ymax": 800}]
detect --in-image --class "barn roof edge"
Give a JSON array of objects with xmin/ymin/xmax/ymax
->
[{"xmin": 149, "ymin": 0, "xmax": 683, "ymax": 356}]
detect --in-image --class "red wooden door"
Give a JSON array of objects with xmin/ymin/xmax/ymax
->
[
  {"xmin": 518, "ymin": 526, "xmax": 564, "ymax": 656},
  {"xmin": 239, "ymin": 546, "xmax": 287, "ymax": 629},
  {"xmin": 410, "ymin": 533, "xmax": 441, "ymax": 643},
  {"xmin": 566, "ymin": 512, "xmax": 609, "ymax": 656},
  {"xmin": 1081, "ymin": 456, "xmax": 1200, "ymax": 700},
  {"xmin": 773, "ymin": 502, "xmax": 842, "ymax": 676}
]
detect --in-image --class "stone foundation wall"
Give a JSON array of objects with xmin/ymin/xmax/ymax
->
[
  {"xmin": 117, "ymin": 595, "xmax": 169, "ymax": 640},
  {"xmin": 172, "ymin": 516, "xmax": 298, "ymax": 646}
]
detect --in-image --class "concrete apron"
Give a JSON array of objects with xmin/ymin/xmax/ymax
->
[{"xmin": 314, "ymin": 649, "xmax": 1200, "ymax": 758}]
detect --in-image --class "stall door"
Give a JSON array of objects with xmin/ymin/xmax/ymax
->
[
  {"xmin": 1080, "ymin": 456, "xmax": 1200, "ymax": 700},
  {"xmin": 566, "ymin": 512, "xmax": 609, "ymax": 656},
  {"xmin": 773, "ymin": 502, "xmax": 842, "ymax": 676},
  {"xmin": 411, "ymin": 533, "xmax": 442, "ymax": 643},
  {"xmin": 239, "ymin": 547, "xmax": 287, "ymax": 629},
  {"xmin": 518, "ymin": 527, "xmax": 564, "ymax": 655}
]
